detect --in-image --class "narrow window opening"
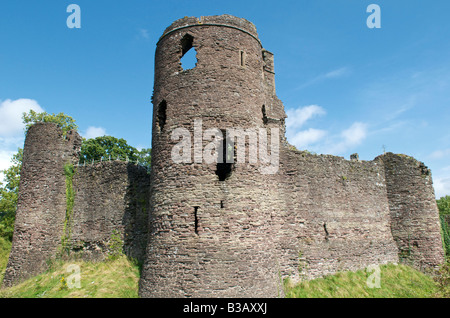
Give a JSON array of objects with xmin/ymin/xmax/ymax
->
[
  {"xmin": 262, "ymin": 105, "xmax": 268, "ymax": 125},
  {"xmin": 194, "ymin": 206, "xmax": 199, "ymax": 235},
  {"xmin": 220, "ymin": 201, "xmax": 224, "ymax": 209},
  {"xmin": 180, "ymin": 34, "xmax": 197, "ymax": 70},
  {"xmin": 323, "ymin": 223, "xmax": 329, "ymax": 241},
  {"xmin": 216, "ymin": 130, "xmax": 233, "ymax": 181},
  {"xmin": 240, "ymin": 50, "xmax": 245, "ymax": 67},
  {"xmin": 157, "ymin": 100, "xmax": 167, "ymax": 131}
]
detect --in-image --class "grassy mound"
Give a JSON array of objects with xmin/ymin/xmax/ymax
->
[
  {"xmin": 284, "ymin": 263, "xmax": 442, "ymax": 298},
  {"xmin": 0, "ymin": 255, "xmax": 140, "ymax": 298},
  {"xmin": 1, "ymin": 249, "xmax": 447, "ymax": 298}
]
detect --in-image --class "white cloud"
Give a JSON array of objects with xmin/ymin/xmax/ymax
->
[
  {"xmin": 285, "ymin": 105, "xmax": 368, "ymax": 154},
  {"xmin": 286, "ymin": 105, "xmax": 326, "ymax": 131},
  {"xmin": 341, "ymin": 122, "xmax": 368, "ymax": 146},
  {"xmin": 83, "ymin": 126, "xmax": 106, "ymax": 139},
  {"xmin": 0, "ymin": 98, "xmax": 44, "ymax": 183},
  {"xmin": 289, "ymin": 128, "xmax": 327, "ymax": 150},
  {"xmin": 0, "ymin": 99, "xmax": 44, "ymax": 138},
  {"xmin": 138, "ymin": 28, "xmax": 149, "ymax": 39},
  {"xmin": 297, "ymin": 67, "xmax": 350, "ymax": 90},
  {"xmin": 0, "ymin": 149, "xmax": 16, "ymax": 184},
  {"xmin": 324, "ymin": 67, "xmax": 349, "ymax": 79},
  {"xmin": 325, "ymin": 122, "xmax": 368, "ymax": 155},
  {"xmin": 429, "ymin": 148, "xmax": 450, "ymax": 160},
  {"xmin": 285, "ymin": 105, "xmax": 327, "ymax": 150},
  {"xmin": 434, "ymin": 176, "xmax": 450, "ymax": 199}
]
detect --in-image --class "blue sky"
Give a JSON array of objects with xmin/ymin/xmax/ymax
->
[{"xmin": 1, "ymin": 0, "xmax": 450, "ymax": 197}]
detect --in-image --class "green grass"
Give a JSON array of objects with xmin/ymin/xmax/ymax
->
[
  {"xmin": 0, "ymin": 242, "xmax": 447, "ymax": 298},
  {"xmin": 284, "ymin": 263, "xmax": 442, "ymax": 298},
  {"xmin": 0, "ymin": 255, "xmax": 140, "ymax": 298}
]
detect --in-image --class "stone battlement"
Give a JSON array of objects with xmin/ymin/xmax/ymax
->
[{"xmin": 160, "ymin": 14, "xmax": 259, "ymax": 43}]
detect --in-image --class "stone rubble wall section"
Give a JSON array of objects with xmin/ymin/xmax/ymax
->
[{"xmin": 2, "ymin": 123, "xmax": 81, "ymax": 287}]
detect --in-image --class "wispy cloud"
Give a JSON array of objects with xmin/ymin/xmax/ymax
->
[
  {"xmin": 138, "ymin": 28, "xmax": 149, "ymax": 40},
  {"xmin": 355, "ymin": 65, "xmax": 450, "ymax": 196},
  {"xmin": 285, "ymin": 104, "xmax": 368, "ymax": 155},
  {"xmin": 286, "ymin": 105, "xmax": 326, "ymax": 130},
  {"xmin": 326, "ymin": 122, "xmax": 368, "ymax": 155},
  {"xmin": 429, "ymin": 148, "xmax": 450, "ymax": 160},
  {"xmin": 286, "ymin": 105, "xmax": 327, "ymax": 149},
  {"xmin": 324, "ymin": 67, "xmax": 349, "ymax": 79},
  {"xmin": 82, "ymin": 126, "xmax": 107, "ymax": 139},
  {"xmin": 0, "ymin": 98, "xmax": 44, "ymax": 183},
  {"xmin": 296, "ymin": 67, "xmax": 350, "ymax": 90},
  {"xmin": 289, "ymin": 128, "xmax": 327, "ymax": 149},
  {"xmin": 359, "ymin": 64, "xmax": 450, "ymax": 125},
  {"xmin": 434, "ymin": 175, "xmax": 450, "ymax": 199},
  {"xmin": 0, "ymin": 149, "xmax": 17, "ymax": 183}
]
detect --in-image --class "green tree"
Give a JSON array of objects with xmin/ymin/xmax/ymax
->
[
  {"xmin": 0, "ymin": 149, "xmax": 23, "ymax": 241},
  {"xmin": 80, "ymin": 136, "xmax": 139, "ymax": 163},
  {"xmin": 136, "ymin": 148, "xmax": 151, "ymax": 170},
  {"xmin": 0, "ymin": 111, "xmax": 78, "ymax": 242},
  {"xmin": 440, "ymin": 215, "xmax": 450, "ymax": 257},
  {"xmin": 22, "ymin": 110, "xmax": 78, "ymax": 135},
  {"xmin": 437, "ymin": 196, "xmax": 450, "ymax": 257},
  {"xmin": 437, "ymin": 196, "xmax": 450, "ymax": 216},
  {"xmin": 0, "ymin": 110, "xmax": 150, "ymax": 243}
]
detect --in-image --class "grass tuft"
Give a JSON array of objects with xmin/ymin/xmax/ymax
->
[
  {"xmin": 284, "ymin": 263, "xmax": 441, "ymax": 298},
  {"xmin": 0, "ymin": 255, "xmax": 140, "ymax": 298}
]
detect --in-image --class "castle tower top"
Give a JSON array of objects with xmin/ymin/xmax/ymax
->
[{"xmin": 159, "ymin": 14, "xmax": 260, "ymax": 45}]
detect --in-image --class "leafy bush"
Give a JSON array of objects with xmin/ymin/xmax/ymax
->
[
  {"xmin": 437, "ymin": 196, "xmax": 450, "ymax": 216},
  {"xmin": 435, "ymin": 262, "xmax": 450, "ymax": 297},
  {"xmin": 440, "ymin": 215, "xmax": 450, "ymax": 257}
]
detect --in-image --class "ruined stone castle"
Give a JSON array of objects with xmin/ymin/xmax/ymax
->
[{"xmin": 2, "ymin": 15, "xmax": 445, "ymax": 297}]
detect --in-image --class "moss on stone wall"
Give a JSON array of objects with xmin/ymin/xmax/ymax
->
[
  {"xmin": 60, "ymin": 163, "xmax": 76, "ymax": 255},
  {"xmin": 440, "ymin": 215, "xmax": 450, "ymax": 257}
]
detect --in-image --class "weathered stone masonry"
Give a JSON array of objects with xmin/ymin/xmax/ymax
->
[
  {"xmin": 138, "ymin": 15, "xmax": 444, "ymax": 297},
  {"xmin": 378, "ymin": 153, "xmax": 445, "ymax": 269},
  {"xmin": 70, "ymin": 161, "xmax": 149, "ymax": 262},
  {"xmin": 2, "ymin": 123, "xmax": 149, "ymax": 287},
  {"xmin": 2, "ymin": 15, "xmax": 445, "ymax": 296},
  {"xmin": 2, "ymin": 123, "xmax": 81, "ymax": 287}
]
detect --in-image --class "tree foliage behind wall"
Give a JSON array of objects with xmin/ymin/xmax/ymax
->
[
  {"xmin": 438, "ymin": 196, "xmax": 450, "ymax": 216},
  {"xmin": 0, "ymin": 109, "xmax": 78, "ymax": 243},
  {"xmin": 440, "ymin": 215, "xmax": 450, "ymax": 258},
  {"xmin": 438, "ymin": 196, "xmax": 450, "ymax": 257},
  {"xmin": 0, "ymin": 110, "xmax": 151, "ymax": 244},
  {"xmin": 0, "ymin": 150, "xmax": 22, "ymax": 241},
  {"xmin": 22, "ymin": 110, "xmax": 78, "ymax": 136},
  {"xmin": 80, "ymin": 136, "xmax": 139, "ymax": 162},
  {"xmin": 79, "ymin": 136, "xmax": 151, "ymax": 170}
]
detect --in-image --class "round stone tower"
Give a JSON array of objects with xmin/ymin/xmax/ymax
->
[
  {"xmin": 139, "ymin": 15, "xmax": 287, "ymax": 298},
  {"xmin": 3, "ymin": 123, "xmax": 81, "ymax": 287}
]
